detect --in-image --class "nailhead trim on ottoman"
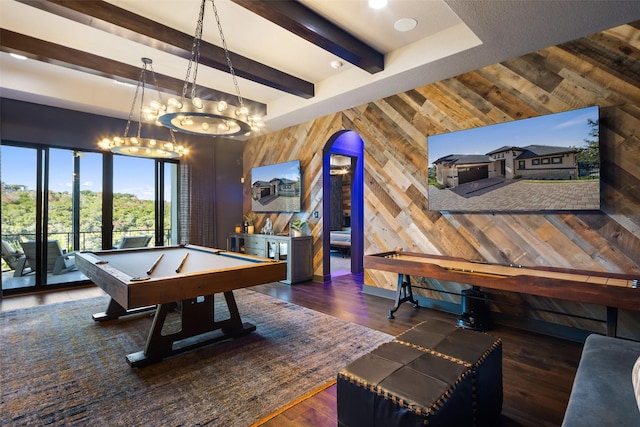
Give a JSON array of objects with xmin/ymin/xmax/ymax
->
[{"xmin": 337, "ymin": 319, "xmax": 502, "ymax": 427}]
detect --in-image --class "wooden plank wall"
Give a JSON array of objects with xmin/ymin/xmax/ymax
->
[{"xmin": 243, "ymin": 21, "xmax": 640, "ymax": 339}]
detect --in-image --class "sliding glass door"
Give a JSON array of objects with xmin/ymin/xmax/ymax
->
[
  {"xmin": 2, "ymin": 142, "xmax": 180, "ymax": 295},
  {"xmin": 47, "ymin": 148, "xmax": 78, "ymax": 285},
  {"xmin": 45, "ymin": 149, "xmax": 103, "ymax": 285},
  {"xmin": 1, "ymin": 145, "xmax": 39, "ymax": 291},
  {"xmin": 163, "ymin": 162, "xmax": 179, "ymax": 246},
  {"xmin": 111, "ymin": 156, "xmax": 178, "ymax": 249},
  {"xmin": 78, "ymin": 151, "xmax": 104, "ymax": 251},
  {"xmin": 112, "ymin": 156, "xmax": 155, "ymax": 249},
  {"xmin": 1, "ymin": 146, "xmax": 101, "ymax": 292}
]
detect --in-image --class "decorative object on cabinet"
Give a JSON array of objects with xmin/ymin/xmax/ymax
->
[
  {"xmin": 261, "ymin": 218, "xmax": 273, "ymax": 235},
  {"xmin": 228, "ymin": 233, "xmax": 312, "ymax": 284},
  {"xmin": 290, "ymin": 219, "xmax": 307, "ymax": 237},
  {"xmin": 243, "ymin": 213, "xmax": 255, "ymax": 234}
]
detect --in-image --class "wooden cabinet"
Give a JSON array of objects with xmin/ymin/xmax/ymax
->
[
  {"xmin": 228, "ymin": 233, "xmax": 313, "ymax": 284},
  {"xmin": 242, "ymin": 234, "xmax": 266, "ymax": 258}
]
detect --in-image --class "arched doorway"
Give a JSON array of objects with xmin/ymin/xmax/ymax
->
[{"xmin": 322, "ymin": 130, "xmax": 364, "ymax": 281}]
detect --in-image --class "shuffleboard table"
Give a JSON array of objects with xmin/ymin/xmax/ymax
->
[
  {"xmin": 75, "ymin": 244, "xmax": 286, "ymax": 367},
  {"xmin": 364, "ymin": 251, "xmax": 639, "ymax": 336}
]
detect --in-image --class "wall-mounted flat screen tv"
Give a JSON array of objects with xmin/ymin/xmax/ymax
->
[
  {"xmin": 251, "ymin": 160, "xmax": 302, "ymax": 212},
  {"xmin": 427, "ymin": 106, "xmax": 600, "ymax": 212}
]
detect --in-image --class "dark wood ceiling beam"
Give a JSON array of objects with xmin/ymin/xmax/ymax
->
[
  {"xmin": 0, "ymin": 29, "xmax": 267, "ymax": 115},
  {"xmin": 232, "ymin": 0, "xmax": 384, "ymax": 74},
  {"xmin": 16, "ymin": 0, "xmax": 314, "ymax": 98}
]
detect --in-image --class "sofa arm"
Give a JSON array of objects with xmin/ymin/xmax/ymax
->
[{"xmin": 562, "ymin": 334, "xmax": 640, "ymax": 427}]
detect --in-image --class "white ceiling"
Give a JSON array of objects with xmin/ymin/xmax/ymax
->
[{"xmin": 1, "ymin": 0, "xmax": 639, "ymax": 138}]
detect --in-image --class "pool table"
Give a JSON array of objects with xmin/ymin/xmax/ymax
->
[{"xmin": 75, "ymin": 244, "xmax": 286, "ymax": 367}]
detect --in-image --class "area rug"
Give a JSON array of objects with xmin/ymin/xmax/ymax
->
[{"xmin": 0, "ymin": 289, "xmax": 392, "ymax": 426}]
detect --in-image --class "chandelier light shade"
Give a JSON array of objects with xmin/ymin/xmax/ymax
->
[
  {"xmin": 98, "ymin": 58, "xmax": 188, "ymax": 159},
  {"xmin": 154, "ymin": 0, "xmax": 264, "ymax": 137},
  {"xmin": 100, "ymin": 136, "xmax": 187, "ymax": 159}
]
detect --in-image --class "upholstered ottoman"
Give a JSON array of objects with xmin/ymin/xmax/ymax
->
[{"xmin": 337, "ymin": 319, "xmax": 502, "ymax": 427}]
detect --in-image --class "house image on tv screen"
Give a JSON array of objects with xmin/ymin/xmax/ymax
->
[
  {"xmin": 252, "ymin": 177, "xmax": 299, "ymax": 200},
  {"xmin": 429, "ymin": 142, "xmax": 600, "ymax": 211},
  {"xmin": 251, "ymin": 160, "xmax": 302, "ymax": 212},
  {"xmin": 427, "ymin": 106, "xmax": 600, "ymax": 212},
  {"xmin": 433, "ymin": 144, "xmax": 580, "ymax": 188}
]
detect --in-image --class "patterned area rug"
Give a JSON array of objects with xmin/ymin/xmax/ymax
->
[{"xmin": 1, "ymin": 289, "xmax": 392, "ymax": 426}]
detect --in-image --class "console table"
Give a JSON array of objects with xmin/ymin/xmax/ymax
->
[{"xmin": 228, "ymin": 233, "xmax": 313, "ymax": 284}]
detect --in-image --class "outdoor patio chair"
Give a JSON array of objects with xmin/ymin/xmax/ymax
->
[
  {"xmin": 1, "ymin": 239, "xmax": 30, "ymax": 277},
  {"xmin": 116, "ymin": 235, "xmax": 152, "ymax": 249},
  {"xmin": 20, "ymin": 240, "xmax": 76, "ymax": 275}
]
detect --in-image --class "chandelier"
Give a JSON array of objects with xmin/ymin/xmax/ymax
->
[
  {"xmin": 98, "ymin": 58, "xmax": 188, "ymax": 159},
  {"xmin": 154, "ymin": 0, "xmax": 264, "ymax": 137}
]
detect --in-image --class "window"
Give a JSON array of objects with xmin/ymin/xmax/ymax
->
[
  {"xmin": 79, "ymin": 152, "xmax": 103, "ymax": 250},
  {"xmin": 1, "ymin": 145, "xmax": 39, "ymax": 291},
  {"xmin": 552, "ymin": 157, "xmax": 562, "ymax": 164},
  {"xmin": 541, "ymin": 158, "xmax": 550, "ymax": 164},
  {"xmin": 518, "ymin": 160, "xmax": 525, "ymax": 170},
  {"xmin": 2, "ymin": 146, "xmax": 98, "ymax": 290},
  {"xmin": 163, "ymin": 162, "xmax": 179, "ymax": 246},
  {"xmin": 113, "ymin": 156, "xmax": 156, "ymax": 248},
  {"xmin": 2, "ymin": 143, "xmax": 180, "ymax": 295},
  {"xmin": 532, "ymin": 159, "xmax": 540, "ymax": 165}
]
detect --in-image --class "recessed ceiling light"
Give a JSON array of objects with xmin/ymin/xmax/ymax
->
[
  {"xmin": 330, "ymin": 60, "xmax": 344, "ymax": 69},
  {"xmin": 394, "ymin": 18, "xmax": 417, "ymax": 32},
  {"xmin": 9, "ymin": 53, "xmax": 27, "ymax": 60},
  {"xmin": 368, "ymin": 0, "xmax": 387, "ymax": 10}
]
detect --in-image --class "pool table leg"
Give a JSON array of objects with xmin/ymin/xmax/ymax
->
[
  {"xmin": 92, "ymin": 297, "xmax": 156, "ymax": 322},
  {"xmin": 606, "ymin": 306, "xmax": 618, "ymax": 337},
  {"xmin": 126, "ymin": 291, "xmax": 256, "ymax": 367}
]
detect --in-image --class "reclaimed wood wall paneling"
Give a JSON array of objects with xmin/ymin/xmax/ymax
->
[{"xmin": 244, "ymin": 22, "xmax": 640, "ymax": 339}]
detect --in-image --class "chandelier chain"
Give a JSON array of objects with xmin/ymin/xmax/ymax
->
[
  {"xmin": 148, "ymin": 62, "xmax": 178, "ymax": 143},
  {"xmin": 137, "ymin": 65, "xmax": 146, "ymax": 140},
  {"xmin": 183, "ymin": 0, "xmax": 207, "ymax": 101},
  {"xmin": 99, "ymin": 57, "xmax": 187, "ymax": 159},
  {"xmin": 124, "ymin": 66, "xmax": 145, "ymax": 138},
  {"xmin": 210, "ymin": 0, "xmax": 244, "ymax": 108},
  {"xmin": 154, "ymin": 0, "xmax": 263, "ymax": 137}
]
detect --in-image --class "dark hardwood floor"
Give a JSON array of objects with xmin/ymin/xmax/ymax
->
[
  {"xmin": 251, "ymin": 273, "xmax": 584, "ymax": 427},
  {"xmin": 1, "ymin": 273, "xmax": 584, "ymax": 427}
]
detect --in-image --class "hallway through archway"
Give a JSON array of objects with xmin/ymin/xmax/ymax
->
[{"xmin": 322, "ymin": 130, "xmax": 364, "ymax": 281}]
